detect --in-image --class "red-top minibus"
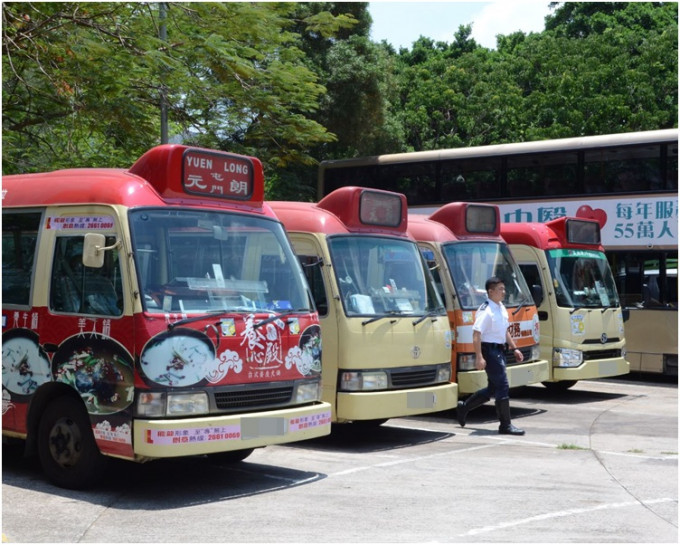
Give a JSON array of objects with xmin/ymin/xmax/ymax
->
[
  {"xmin": 269, "ymin": 188, "xmax": 457, "ymax": 425},
  {"xmin": 2, "ymin": 145, "xmax": 332, "ymax": 488},
  {"xmin": 408, "ymin": 203, "xmax": 549, "ymax": 394},
  {"xmin": 501, "ymin": 217, "xmax": 629, "ymax": 390}
]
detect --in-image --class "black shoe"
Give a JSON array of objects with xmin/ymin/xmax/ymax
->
[
  {"xmin": 499, "ymin": 423, "xmax": 525, "ymax": 435},
  {"xmin": 495, "ymin": 398, "xmax": 525, "ymax": 435},
  {"xmin": 456, "ymin": 401, "xmax": 468, "ymax": 427},
  {"xmin": 456, "ymin": 392, "xmax": 489, "ymax": 428}
]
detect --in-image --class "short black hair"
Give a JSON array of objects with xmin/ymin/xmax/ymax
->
[{"xmin": 485, "ymin": 276, "xmax": 504, "ymax": 292}]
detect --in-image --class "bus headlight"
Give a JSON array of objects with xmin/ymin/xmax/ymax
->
[
  {"xmin": 136, "ymin": 392, "xmax": 209, "ymax": 417},
  {"xmin": 436, "ymin": 363, "xmax": 452, "ymax": 383},
  {"xmin": 457, "ymin": 353, "xmax": 477, "ymax": 371},
  {"xmin": 340, "ymin": 371, "xmax": 388, "ymax": 391},
  {"xmin": 167, "ymin": 392, "xmax": 209, "ymax": 416},
  {"xmin": 294, "ymin": 381, "xmax": 321, "ymax": 403},
  {"xmin": 553, "ymin": 348, "xmax": 583, "ymax": 368},
  {"xmin": 137, "ymin": 392, "xmax": 166, "ymax": 417}
]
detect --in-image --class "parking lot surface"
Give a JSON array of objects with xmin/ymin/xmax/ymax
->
[{"xmin": 2, "ymin": 375, "xmax": 677, "ymax": 543}]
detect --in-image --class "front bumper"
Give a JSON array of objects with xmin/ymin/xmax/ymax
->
[{"xmin": 133, "ymin": 402, "xmax": 332, "ymax": 458}]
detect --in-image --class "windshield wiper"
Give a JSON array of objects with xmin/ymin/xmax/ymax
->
[
  {"xmin": 362, "ymin": 310, "xmax": 406, "ymax": 326},
  {"xmin": 569, "ymin": 305, "xmax": 585, "ymax": 314},
  {"xmin": 168, "ymin": 310, "xmax": 233, "ymax": 330},
  {"xmin": 412, "ymin": 307, "xmax": 445, "ymax": 326},
  {"xmin": 601, "ymin": 303, "xmax": 619, "ymax": 313},
  {"xmin": 512, "ymin": 297, "xmax": 531, "ymax": 316},
  {"xmin": 254, "ymin": 309, "xmax": 308, "ymax": 329}
]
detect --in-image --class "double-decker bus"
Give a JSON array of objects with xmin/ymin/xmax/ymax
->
[
  {"xmin": 407, "ymin": 202, "xmax": 549, "ymax": 395},
  {"xmin": 318, "ymin": 129, "xmax": 678, "ymax": 376},
  {"xmin": 2, "ymin": 145, "xmax": 332, "ymax": 489},
  {"xmin": 269, "ymin": 187, "xmax": 457, "ymax": 426}
]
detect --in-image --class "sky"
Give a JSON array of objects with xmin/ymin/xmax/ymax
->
[{"xmin": 368, "ymin": 1, "xmax": 556, "ymax": 50}]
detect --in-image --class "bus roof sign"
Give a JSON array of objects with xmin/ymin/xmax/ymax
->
[
  {"xmin": 429, "ymin": 202, "xmax": 500, "ymax": 237},
  {"xmin": 359, "ymin": 189, "xmax": 403, "ymax": 227},
  {"xmin": 129, "ymin": 145, "xmax": 264, "ymax": 206},
  {"xmin": 317, "ymin": 186, "xmax": 408, "ymax": 234},
  {"xmin": 566, "ymin": 218, "xmax": 601, "ymax": 245}
]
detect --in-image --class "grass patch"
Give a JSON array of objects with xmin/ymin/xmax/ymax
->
[
  {"xmin": 557, "ymin": 443, "xmax": 588, "ymax": 450},
  {"xmin": 627, "ymin": 448, "xmax": 644, "ymax": 454}
]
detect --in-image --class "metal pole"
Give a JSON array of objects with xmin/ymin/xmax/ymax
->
[{"xmin": 159, "ymin": 2, "xmax": 168, "ymax": 144}]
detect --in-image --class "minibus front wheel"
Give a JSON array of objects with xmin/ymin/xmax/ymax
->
[
  {"xmin": 37, "ymin": 396, "xmax": 108, "ymax": 489},
  {"xmin": 542, "ymin": 380, "xmax": 578, "ymax": 392},
  {"xmin": 208, "ymin": 448, "xmax": 255, "ymax": 464}
]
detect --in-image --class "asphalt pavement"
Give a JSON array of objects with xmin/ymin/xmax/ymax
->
[{"xmin": 2, "ymin": 374, "xmax": 677, "ymax": 543}]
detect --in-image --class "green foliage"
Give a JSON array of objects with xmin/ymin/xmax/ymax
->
[
  {"xmin": 2, "ymin": 1, "xmax": 677, "ymax": 201},
  {"xmin": 390, "ymin": 2, "xmax": 677, "ymax": 152},
  {"xmin": 2, "ymin": 2, "xmax": 354, "ymax": 177}
]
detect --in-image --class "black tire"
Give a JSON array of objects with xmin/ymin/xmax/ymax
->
[
  {"xmin": 37, "ymin": 396, "xmax": 108, "ymax": 489},
  {"xmin": 208, "ymin": 448, "xmax": 255, "ymax": 464},
  {"xmin": 542, "ymin": 380, "xmax": 578, "ymax": 392},
  {"xmin": 351, "ymin": 418, "xmax": 388, "ymax": 428}
]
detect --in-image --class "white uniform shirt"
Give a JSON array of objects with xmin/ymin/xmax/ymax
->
[{"xmin": 472, "ymin": 299, "xmax": 509, "ymax": 344}]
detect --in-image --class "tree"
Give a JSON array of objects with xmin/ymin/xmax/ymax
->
[{"xmin": 2, "ymin": 2, "xmax": 356, "ymax": 176}]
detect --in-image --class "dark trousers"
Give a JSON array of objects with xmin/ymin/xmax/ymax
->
[{"xmin": 477, "ymin": 343, "xmax": 510, "ymax": 401}]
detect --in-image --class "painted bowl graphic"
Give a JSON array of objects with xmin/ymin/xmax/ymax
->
[
  {"xmin": 2, "ymin": 329, "xmax": 52, "ymax": 400},
  {"xmin": 52, "ymin": 334, "xmax": 134, "ymax": 415},
  {"xmin": 139, "ymin": 328, "xmax": 215, "ymax": 387}
]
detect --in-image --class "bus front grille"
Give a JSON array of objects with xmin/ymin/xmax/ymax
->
[
  {"xmin": 506, "ymin": 347, "xmax": 532, "ymax": 365},
  {"xmin": 214, "ymin": 386, "xmax": 294, "ymax": 410},
  {"xmin": 583, "ymin": 349, "xmax": 622, "ymax": 361},
  {"xmin": 390, "ymin": 368, "xmax": 437, "ymax": 388}
]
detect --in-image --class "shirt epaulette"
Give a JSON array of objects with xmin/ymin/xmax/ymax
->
[{"xmin": 478, "ymin": 301, "xmax": 489, "ymax": 311}]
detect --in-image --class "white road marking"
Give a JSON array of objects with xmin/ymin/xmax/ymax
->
[{"xmin": 459, "ymin": 498, "xmax": 677, "ymax": 537}]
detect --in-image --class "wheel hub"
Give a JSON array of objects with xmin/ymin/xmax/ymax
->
[{"xmin": 48, "ymin": 418, "xmax": 82, "ymax": 467}]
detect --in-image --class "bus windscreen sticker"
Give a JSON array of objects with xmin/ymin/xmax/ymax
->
[
  {"xmin": 46, "ymin": 216, "xmax": 115, "ymax": 230},
  {"xmin": 182, "ymin": 149, "xmax": 253, "ymax": 200}
]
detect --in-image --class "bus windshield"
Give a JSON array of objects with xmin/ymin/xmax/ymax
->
[
  {"xmin": 327, "ymin": 236, "xmax": 442, "ymax": 317},
  {"xmin": 547, "ymin": 249, "xmax": 620, "ymax": 309},
  {"xmin": 442, "ymin": 241, "xmax": 532, "ymax": 310},
  {"xmin": 130, "ymin": 209, "xmax": 311, "ymax": 314}
]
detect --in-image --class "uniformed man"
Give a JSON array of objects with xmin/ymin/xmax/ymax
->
[{"xmin": 456, "ymin": 276, "xmax": 525, "ymax": 435}]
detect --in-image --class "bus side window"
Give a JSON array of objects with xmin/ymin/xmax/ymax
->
[
  {"xmin": 50, "ymin": 236, "xmax": 123, "ymax": 316},
  {"xmin": 518, "ymin": 264, "xmax": 542, "ymax": 303},
  {"xmin": 2, "ymin": 211, "xmax": 42, "ymax": 306},
  {"xmin": 299, "ymin": 255, "xmax": 328, "ymax": 316}
]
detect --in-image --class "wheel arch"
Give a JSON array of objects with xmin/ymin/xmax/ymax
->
[{"xmin": 25, "ymin": 382, "xmax": 84, "ymax": 455}]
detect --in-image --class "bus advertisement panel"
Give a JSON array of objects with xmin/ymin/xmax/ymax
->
[
  {"xmin": 501, "ymin": 217, "xmax": 630, "ymax": 390},
  {"xmin": 2, "ymin": 145, "xmax": 332, "ymax": 489},
  {"xmin": 408, "ymin": 203, "xmax": 549, "ymax": 395},
  {"xmin": 269, "ymin": 187, "xmax": 457, "ymax": 425}
]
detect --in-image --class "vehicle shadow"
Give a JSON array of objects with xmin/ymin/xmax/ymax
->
[
  {"xmin": 2, "ymin": 441, "xmax": 326, "ymax": 509},
  {"xmin": 286, "ymin": 422, "xmax": 454, "ymax": 454},
  {"xmin": 511, "ymin": 383, "xmax": 634, "ymax": 404}
]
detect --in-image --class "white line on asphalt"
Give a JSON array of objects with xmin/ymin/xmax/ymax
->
[
  {"xmin": 458, "ymin": 498, "xmax": 677, "ymax": 537},
  {"xmin": 329, "ymin": 442, "xmax": 504, "ymax": 477}
]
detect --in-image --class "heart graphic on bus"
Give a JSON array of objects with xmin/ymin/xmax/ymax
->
[{"xmin": 575, "ymin": 205, "xmax": 607, "ymax": 228}]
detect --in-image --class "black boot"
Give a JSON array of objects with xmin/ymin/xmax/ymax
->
[
  {"xmin": 456, "ymin": 391, "xmax": 489, "ymax": 427},
  {"xmin": 496, "ymin": 398, "xmax": 525, "ymax": 435}
]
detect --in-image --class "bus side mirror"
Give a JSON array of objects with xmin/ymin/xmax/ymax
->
[
  {"xmin": 531, "ymin": 284, "xmax": 544, "ymax": 307},
  {"xmin": 622, "ymin": 308, "xmax": 630, "ymax": 322},
  {"xmin": 83, "ymin": 233, "xmax": 120, "ymax": 268}
]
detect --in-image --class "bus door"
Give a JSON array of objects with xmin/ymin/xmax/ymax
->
[{"xmin": 288, "ymin": 235, "xmax": 341, "ymax": 418}]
